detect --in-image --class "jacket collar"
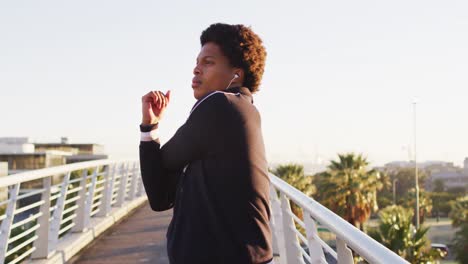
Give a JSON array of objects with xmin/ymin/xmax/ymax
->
[
  {"xmin": 225, "ymin": 86, "xmax": 253, "ymax": 103},
  {"xmin": 193, "ymin": 86, "xmax": 253, "ymax": 108},
  {"xmin": 190, "ymin": 86, "xmax": 254, "ymax": 114}
]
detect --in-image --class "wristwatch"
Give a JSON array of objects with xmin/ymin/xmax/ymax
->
[{"xmin": 139, "ymin": 123, "xmax": 159, "ymax": 132}]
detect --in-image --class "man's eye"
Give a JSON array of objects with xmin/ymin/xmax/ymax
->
[{"xmin": 205, "ymin": 61, "xmax": 214, "ymax": 65}]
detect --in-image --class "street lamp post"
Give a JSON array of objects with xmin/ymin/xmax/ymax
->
[
  {"xmin": 413, "ymin": 99, "xmax": 420, "ymax": 229},
  {"xmin": 393, "ymin": 178, "xmax": 399, "ymax": 205}
]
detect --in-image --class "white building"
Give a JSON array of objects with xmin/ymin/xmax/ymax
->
[
  {"xmin": 381, "ymin": 159, "xmax": 468, "ymax": 191},
  {"xmin": 0, "ymin": 137, "xmax": 108, "ymax": 175},
  {"xmin": 0, "ymin": 137, "xmax": 35, "ymax": 154},
  {"xmin": 425, "ymin": 158, "xmax": 468, "ymax": 191}
]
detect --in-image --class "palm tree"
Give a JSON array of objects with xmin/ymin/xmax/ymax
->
[
  {"xmin": 450, "ymin": 195, "xmax": 468, "ymax": 226},
  {"xmin": 450, "ymin": 196, "xmax": 468, "ymax": 264},
  {"xmin": 271, "ymin": 163, "xmax": 315, "ymax": 196},
  {"xmin": 313, "ymin": 153, "xmax": 383, "ymax": 229},
  {"xmin": 369, "ymin": 205, "xmax": 443, "ymax": 263},
  {"xmin": 452, "ymin": 225, "xmax": 468, "ymax": 264},
  {"xmin": 271, "ymin": 163, "xmax": 315, "ymax": 219}
]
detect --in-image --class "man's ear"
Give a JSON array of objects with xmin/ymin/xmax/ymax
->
[{"xmin": 234, "ymin": 68, "xmax": 245, "ymax": 82}]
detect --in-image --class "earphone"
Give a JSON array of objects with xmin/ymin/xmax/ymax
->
[
  {"xmin": 191, "ymin": 73, "xmax": 240, "ymax": 115},
  {"xmin": 225, "ymin": 73, "xmax": 239, "ymax": 90}
]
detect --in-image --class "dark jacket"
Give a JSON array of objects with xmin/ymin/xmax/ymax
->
[{"xmin": 139, "ymin": 86, "xmax": 273, "ymax": 264}]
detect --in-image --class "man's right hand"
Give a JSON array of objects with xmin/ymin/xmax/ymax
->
[{"xmin": 141, "ymin": 90, "xmax": 171, "ymax": 125}]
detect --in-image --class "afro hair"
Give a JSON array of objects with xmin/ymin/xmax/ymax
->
[{"xmin": 200, "ymin": 23, "xmax": 267, "ymax": 93}]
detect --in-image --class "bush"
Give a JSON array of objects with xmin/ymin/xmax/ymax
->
[{"xmin": 369, "ymin": 205, "xmax": 443, "ymax": 263}]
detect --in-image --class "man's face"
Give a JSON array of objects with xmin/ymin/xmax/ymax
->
[{"xmin": 192, "ymin": 42, "xmax": 235, "ymax": 100}]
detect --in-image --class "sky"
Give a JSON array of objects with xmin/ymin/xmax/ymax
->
[{"xmin": 1, "ymin": 0, "xmax": 467, "ymax": 167}]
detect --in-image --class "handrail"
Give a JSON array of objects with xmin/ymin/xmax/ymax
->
[
  {"xmin": 0, "ymin": 161, "xmax": 409, "ymax": 264},
  {"xmin": 0, "ymin": 159, "xmax": 144, "ymax": 264},
  {"xmin": 269, "ymin": 173, "xmax": 409, "ymax": 264},
  {"xmin": 0, "ymin": 159, "xmax": 136, "ymax": 188}
]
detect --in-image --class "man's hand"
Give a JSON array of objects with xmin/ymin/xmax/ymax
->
[{"xmin": 141, "ymin": 90, "xmax": 171, "ymax": 125}]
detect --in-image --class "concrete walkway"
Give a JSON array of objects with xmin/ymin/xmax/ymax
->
[{"xmin": 72, "ymin": 202, "xmax": 172, "ymax": 264}]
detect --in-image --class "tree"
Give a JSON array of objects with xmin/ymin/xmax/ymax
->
[
  {"xmin": 450, "ymin": 196, "xmax": 468, "ymax": 264},
  {"xmin": 369, "ymin": 205, "xmax": 443, "ymax": 263},
  {"xmin": 385, "ymin": 168, "xmax": 428, "ymax": 200},
  {"xmin": 271, "ymin": 163, "xmax": 315, "ymax": 219},
  {"xmin": 430, "ymin": 191, "xmax": 458, "ymax": 218},
  {"xmin": 376, "ymin": 171, "xmax": 393, "ymax": 209},
  {"xmin": 271, "ymin": 163, "xmax": 315, "ymax": 196},
  {"xmin": 379, "ymin": 168, "xmax": 434, "ymax": 224},
  {"xmin": 432, "ymin": 179, "xmax": 445, "ymax": 192},
  {"xmin": 452, "ymin": 225, "xmax": 468, "ymax": 264},
  {"xmin": 313, "ymin": 153, "xmax": 383, "ymax": 229},
  {"xmin": 450, "ymin": 195, "xmax": 468, "ymax": 226},
  {"xmin": 402, "ymin": 188, "xmax": 433, "ymax": 225},
  {"xmin": 447, "ymin": 186, "xmax": 466, "ymax": 196}
]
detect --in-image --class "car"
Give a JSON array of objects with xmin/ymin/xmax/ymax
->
[{"xmin": 431, "ymin": 243, "xmax": 449, "ymax": 259}]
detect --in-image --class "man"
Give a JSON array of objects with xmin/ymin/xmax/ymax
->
[{"xmin": 139, "ymin": 23, "xmax": 272, "ymax": 264}]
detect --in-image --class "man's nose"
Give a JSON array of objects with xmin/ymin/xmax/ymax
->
[{"xmin": 193, "ymin": 65, "xmax": 201, "ymax": 75}]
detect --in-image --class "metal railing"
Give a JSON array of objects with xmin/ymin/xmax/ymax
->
[
  {"xmin": 0, "ymin": 160, "xmax": 409, "ymax": 264},
  {"xmin": 269, "ymin": 174, "xmax": 409, "ymax": 264},
  {"xmin": 0, "ymin": 159, "xmax": 144, "ymax": 264}
]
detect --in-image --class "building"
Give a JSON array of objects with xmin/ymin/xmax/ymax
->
[
  {"xmin": 0, "ymin": 137, "xmax": 108, "ymax": 175},
  {"xmin": 0, "ymin": 162, "xmax": 7, "ymax": 177},
  {"xmin": 0, "ymin": 162, "xmax": 7, "ymax": 202},
  {"xmin": 423, "ymin": 159, "xmax": 468, "ymax": 191},
  {"xmin": 380, "ymin": 159, "xmax": 468, "ymax": 192},
  {"xmin": 0, "ymin": 151, "xmax": 69, "ymax": 175},
  {"xmin": 0, "ymin": 137, "xmax": 35, "ymax": 153},
  {"xmin": 0, "ymin": 137, "xmax": 68, "ymax": 174},
  {"xmin": 35, "ymin": 137, "xmax": 107, "ymax": 163},
  {"xmin": 428, "ymin": 171, "xmax": 468, "ymax": 191},
  {"xmin": 382, "ymin": 160, "xmax": 456, "ymax": 172},
  {"xmin": 464, "ymin": 158, "xmax": 468, "ymax": 175}
]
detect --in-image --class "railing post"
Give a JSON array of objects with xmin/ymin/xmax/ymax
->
[
  {"xmin": 0, "ymin": 160, "xmax": 151, "ymax": 264},
  {"xmin": 136, "ymin": 165, "xmax": 144, "ymax": 197},
  {"xmin": 31, "ymin": 177, "xmax": 53, "ymax": 259},
  {"xmin": 98, "ymin": 163, "xmax": 116, "ymax": 216},
  {"xmin": 269, "ymin": 184, "xmax": 287, "ymax": 264},
  {"xmin": 72, "ymin": 169, "xmax": 89, "ymax": 232},
  {"xmin": 280, "ymin": 193, "xmax": 305, "ymax": 264},
  {"xmin": 116, "ymin": 162, "xmax": 129, "ymax": 206},
  {"xmin": 0, "ymin": 183, "xmax": 20, "ymax": 263},
  {"xmin": 128, "ymin": 162, "xmax": 138, "ymax": 200},
  {"xmin": 304, "ymin": 212, "xmax": 327, "ymax": 264},
  {"xmin": 73, "ymin": 167, "xmax": 98, "ymax": 232},
  {"xmin": 336, "ymin": 238, "xmax": 354, "ymax": 264},
  {"xmin": 49, "ymin": 172, "xmax": 71, "ymax": 250}
]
